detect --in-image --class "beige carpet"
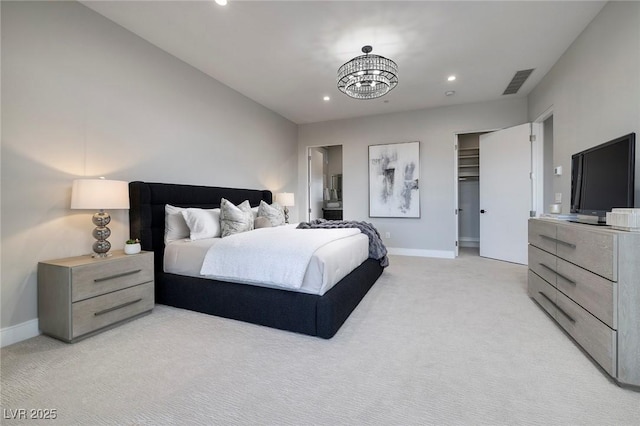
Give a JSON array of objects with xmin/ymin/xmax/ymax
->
[{"xmin": 2, "ymin": 252, "xmax": 639, "ymax": 425}]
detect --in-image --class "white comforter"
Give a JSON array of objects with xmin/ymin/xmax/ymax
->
[{"xmin": 200, "ymin": 225, "xmax": 361, "ymax": 290}]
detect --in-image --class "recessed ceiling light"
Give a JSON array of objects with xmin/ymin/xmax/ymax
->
[
  {"xmin": 445, "ymin": 90, "xmax": 456, "ymax": 96},
  {"xmin": 323, "ymin": 96, "xmax": 330, "ymax": 101},
  {"xmin": 447, "ymin": 75, "xmax": 456, "ymax": 82},
  {"xmin": 215, "ymin": 0, "xmax": 228, "ymax": 5}
]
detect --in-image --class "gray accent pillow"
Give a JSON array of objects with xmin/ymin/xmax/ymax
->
[
  {"xmin": 257, "ymin": 200, "xmax": 285, "ymax": 226},
  {"xmin": 253, "ymin": 216, "xmax": 273, "ymax": 229},
  {"xmin": 220, "ymin": 199, "xmax": 254, "ymax": 238}
]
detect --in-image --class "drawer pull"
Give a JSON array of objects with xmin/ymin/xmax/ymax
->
[
  {"xmin": 539, "ymin": 263, "xmax": 556, "ymax": 274},
  {"xmin": 556, "ymin": 239, "xmax": 576, "ymax": 249},
  {"xmin": 538, "ymin": 292, "xmax": 576, "ymax": 324},
  {"xmin": 539, "ymin": 234, "xmax": 576, "ymax": 249},
  {"xmin": 555, "ymin": 271, "xmax": 576, "ymax": 286},
  {"xmin": 538, "ymin": 263, "xmax": 576, "ymax": 285},
  {"xmin": 94, "ymin": 269, "xmax": 142, "ymax": 283},
  {"xmin": 94, "ymin": 298, "xmax": 142, "ymax": 316}
]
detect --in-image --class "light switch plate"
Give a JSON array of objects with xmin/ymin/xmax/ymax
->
[
  {"xmin": 555, "ymin": 193, "xmax": 562, "ymax": 203},
  {"xmin": 554, "ymin": 166, "xmax": 563, "ymax": 176}
]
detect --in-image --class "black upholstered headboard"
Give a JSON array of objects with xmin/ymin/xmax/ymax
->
[{"xmin": 129, "ymin": 181, "xmax": 272, "ymax": 272}]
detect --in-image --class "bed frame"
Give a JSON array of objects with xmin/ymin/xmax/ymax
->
[{"xmin": 128, "ymin": 181, "xmax": 383, "ymax": 338}]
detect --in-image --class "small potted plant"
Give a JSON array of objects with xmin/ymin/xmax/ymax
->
[{"xmin": 124, "ymin": 238, "xmax": 141, "ymax": 255}]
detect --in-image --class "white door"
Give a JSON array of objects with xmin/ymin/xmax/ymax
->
[
  {"xmin": 308, "ymin": 148, "xmax": 326, "ymax": 221},
  {"xmin": 479, "ymin": 123, "xmax": 531, "ymax": 265}
]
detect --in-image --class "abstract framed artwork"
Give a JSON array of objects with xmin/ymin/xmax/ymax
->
[{"xmin": 368, "ymin": 141, "xmax": 420, "ymax": 218}]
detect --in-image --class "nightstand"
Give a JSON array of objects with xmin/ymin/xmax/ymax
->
[{"xmin": 38, "ymin": 250, "xmax": 154, "ymax": 343}]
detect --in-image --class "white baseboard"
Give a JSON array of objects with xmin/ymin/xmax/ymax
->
[
  {"xmin": 387, "ymin": 247, "xmax": 455, "ymax": 259},
  {"xmin": 1, "ymin": 319, "xmax": 40, "ymax": 348}
]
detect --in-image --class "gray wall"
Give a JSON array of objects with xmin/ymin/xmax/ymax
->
[
  {"xmin": 1, "ymin": 2, "xmax": 297, "ymax": 332},
  {"xmin": 528, "ymin": 1, "xmax": 640, "ymax": 213},
  {"xmin": 298, "ymin": 99, "xmax": 527, "ymax": 255}
]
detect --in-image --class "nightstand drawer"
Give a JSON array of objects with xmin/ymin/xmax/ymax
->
[
  {"xmin": 72, "ymin": 282, "xmax": 154, "ymax": 338},
  {"xmin": 72, "ymin": 253, "xmax": 153, "ymax": 302}
]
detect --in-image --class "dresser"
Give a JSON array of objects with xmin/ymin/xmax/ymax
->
[
  {"xmin": 38, "ymin": 250, "xmax": 154, "ymax": 343},
  {"xmin": 528, "ymin": 218, "xmax": 640, "ymax": 387}
]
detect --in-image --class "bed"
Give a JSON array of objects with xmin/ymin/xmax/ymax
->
[{"xmin": 128, "ymin": 181, "xmax": 384, "ymax": 338}]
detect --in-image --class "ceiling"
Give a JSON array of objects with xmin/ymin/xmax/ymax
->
[{"xmin": 81, "ymin": 1, "xmax": 606, "ymax": 125}]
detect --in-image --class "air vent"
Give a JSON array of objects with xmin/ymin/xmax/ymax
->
[{"xmin": 503, "ymin": 69, "xmax": 535, "ymax": 95}]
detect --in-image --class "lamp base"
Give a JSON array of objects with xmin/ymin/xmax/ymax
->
[
  {"xmin": 284, "ymin": 206, "xmax": 289, "ymax": 224},
  {"xmin": 91, "ymin": 210, "xmax": 113, "ymax": 258}
]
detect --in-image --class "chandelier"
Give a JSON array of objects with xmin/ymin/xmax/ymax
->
[{"xmin": 337, "ymin": 45, "xmax": 398, "ymax": 100}]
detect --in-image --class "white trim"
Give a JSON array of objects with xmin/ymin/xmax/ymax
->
[
  {"xmin": 534, "ymin": 105, "xmax": 554, "ymax": 123},
  {"xmin": 1, "ymin": 319, "xmax": 40, "ymax": 348},
  {"xmin": 387, "ymin": 247, "xmax": 455, "ymax": 259}
]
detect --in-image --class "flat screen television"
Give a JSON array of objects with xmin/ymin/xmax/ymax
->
[{"xmin": 570, "ymin": 132, "xmax": 635, "ymax": 224}]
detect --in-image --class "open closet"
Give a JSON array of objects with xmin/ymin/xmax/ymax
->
[{"xmin": 457, "ymin": 133, "xmax": 482, "ymax": 249}]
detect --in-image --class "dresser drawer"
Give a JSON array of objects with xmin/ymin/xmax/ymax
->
[
  {"xmin": 528, "ymin": 270, "xmax": 557, "ymax": 320},
  {"xmin": 72, "ymin": 253, "xmax": 154, "ymax": 302},
  {"xmin": 72, "ymin": 282, "xmax": 154, "ymax": 339},
  {"xmin": 554, "ymin": 290, "xmax": 617, "ymax": 376},
  {"xmin": 528, "ymin": 220, "xmax": 557, "ymax": 254},
  {"xmin": 556, "ymin": 257, "xmax": 616, "ymax": 329},
  {"xmin": 528, "ymin": 245, "xmax": 557, "ymax": 287},
  {"xmin": 556, "ymin": 226, "xmax": 617, "ymax": 281}
]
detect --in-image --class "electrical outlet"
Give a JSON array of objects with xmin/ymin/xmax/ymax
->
[
  {"xmin": 555, "ymin": 193, "xmax": 562, "ymax": 203},
  {"xmin": 385, "ymin": 232, "xmax": 391, "ymax": 239}
]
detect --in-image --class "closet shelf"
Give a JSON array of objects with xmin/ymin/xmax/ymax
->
[
  {"xmin": 459, "ymin": 155, "xmax": 479, "ymax": 159},
  {"xmin": 459, "ymin": 165, "xmax": 479, "ymax": 168}
]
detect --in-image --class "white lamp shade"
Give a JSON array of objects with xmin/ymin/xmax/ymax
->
[
  {"xmin": 275, "ymin": 192, "xmax": 295, "ymax": 207},
  {"xmin": 71, "ymin": 179, "xmax": 130, "ymax": 210}
]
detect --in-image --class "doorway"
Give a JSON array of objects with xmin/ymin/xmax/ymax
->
[
  {"xmin": 308, "ymin": 145, "xmax": 343, "ymax": 221},
  {"xmin": 455, "ymin": 123, "xmax": 544, "ymax": 264}
]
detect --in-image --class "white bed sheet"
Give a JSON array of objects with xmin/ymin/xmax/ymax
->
[{"xmin": 163, "ymin": 226, "xmax": 369, "ymax": 296}]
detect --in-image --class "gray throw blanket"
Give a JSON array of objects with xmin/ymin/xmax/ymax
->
[{"xmin": 297, "ymin": 219, "xmax": 389, "ymax": 268}]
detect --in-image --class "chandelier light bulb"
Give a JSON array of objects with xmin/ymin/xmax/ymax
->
[
  {"xmin": 215, "ymin": 0, "xmax": 228, "ymax": 5},
  {"xmin": 355, "ymin": 82, "xmax": 362, "ymax": 88}
]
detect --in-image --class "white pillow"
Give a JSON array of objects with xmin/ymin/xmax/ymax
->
[
  {"xmin": 165, "ymin": 204, "xmax": 190, "ymax": 244},
  {"xmin": 220, "ymin": 199, "xmax": 254, "ymax": 237},
  {"xmin": 181, "ymin": 208, "xmax": 221, "ymax": 240}
]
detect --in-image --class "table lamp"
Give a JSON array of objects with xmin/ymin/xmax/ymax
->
[
  {"xmin": 275, "ymin": 192, "xmax": 295, "ymax": 223},
  {"xmin": 71, "ymin": 178, "xmax": 130, "ymax": 257}
]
